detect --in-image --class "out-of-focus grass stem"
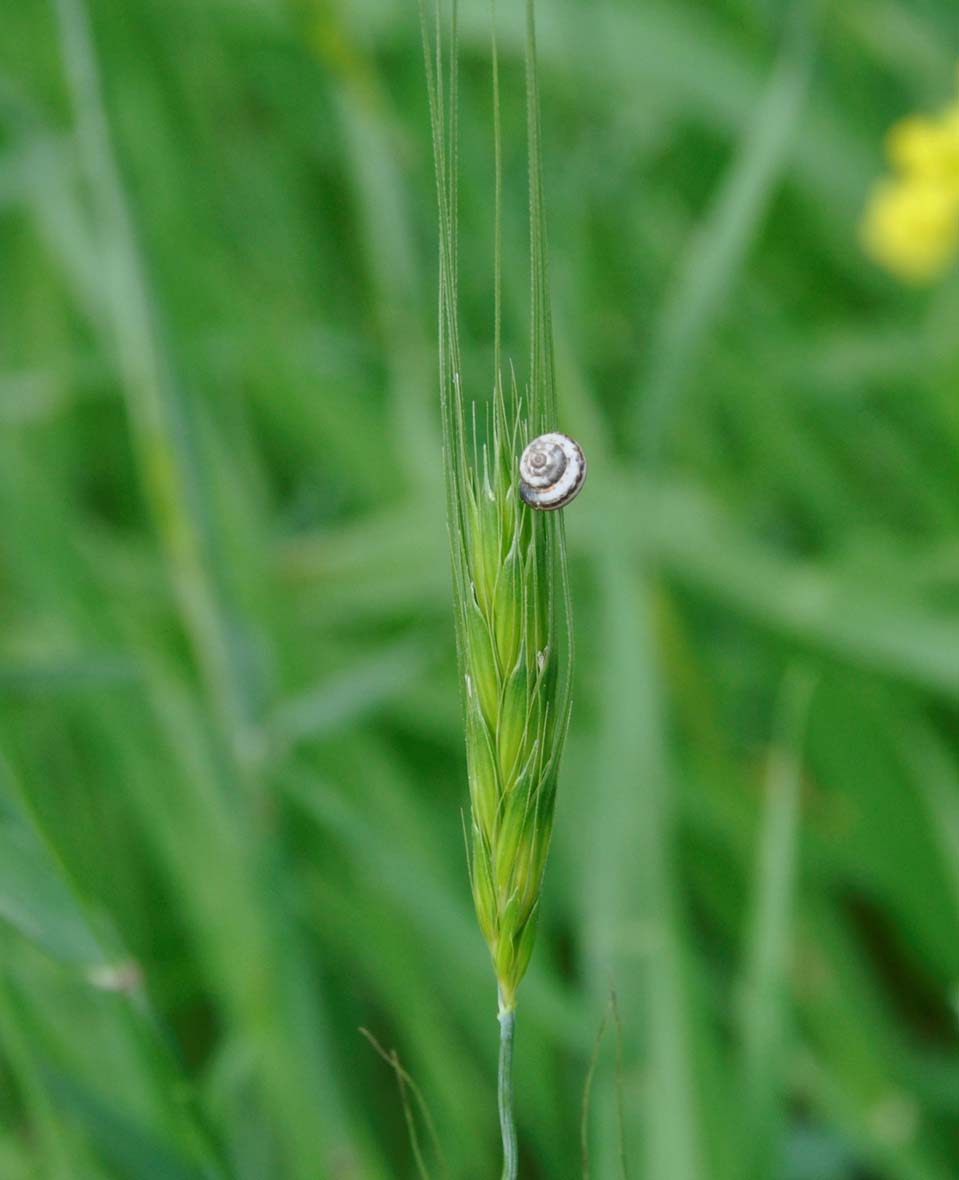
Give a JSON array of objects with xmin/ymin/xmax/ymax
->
[
  {"xmin": 634, "ymin": 5, "xmax": 813, "ymax": 465},
  {"xmin": 0, "ymin": 970, "xmax": 74, "ymax": 1180},
  {"xmin": 52, "ymin": 0, "xmax": 253, "ymax": 772},
  {"xmin": 739, "ymin": 667, "xmax": 814, "ymax": 1176},
  {"xmin": 312, "ymin": 1, "xmax": 439, "ymax": 494}
]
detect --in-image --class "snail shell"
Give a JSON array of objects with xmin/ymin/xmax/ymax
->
[{"xmin": 518, "ymin": 432, "xmax": 587, "ymax": 510}]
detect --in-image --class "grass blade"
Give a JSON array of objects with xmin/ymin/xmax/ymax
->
[
  {"xmin": 635, "ymin": 8, "xmax": 814, "ymax": 461},
  {"xmin": 738, "ymin": 667, "xmax": 815, "ymax": 1176}
]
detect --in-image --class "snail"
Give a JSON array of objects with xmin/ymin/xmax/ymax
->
[{"xmin": 518, "ymin": 432, "xmax": 587, "ymax": 510}]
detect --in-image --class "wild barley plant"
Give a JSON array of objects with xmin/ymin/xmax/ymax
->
[{"xmin": 420, "ymin": 1, "xmax": 579, "ymax": 1172}]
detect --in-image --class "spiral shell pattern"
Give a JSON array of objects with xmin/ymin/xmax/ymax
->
[{"xmin": 518, "ymin": 432, "xmax": 587, "ymax": 510}]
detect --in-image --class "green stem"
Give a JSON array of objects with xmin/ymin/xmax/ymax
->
[{"xmin": 498, "ymin": 1003, "xmax": 518, "ymax": 1180}]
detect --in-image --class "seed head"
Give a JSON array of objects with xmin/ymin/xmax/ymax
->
[{"xmin": 448, "ymin": 382, "xmax": 573, "ymax": 1010}]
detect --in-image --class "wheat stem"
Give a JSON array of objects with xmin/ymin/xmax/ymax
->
[{"xmin": 497, "ymin": 1003, "xmax": 518, "ymax": 1180}]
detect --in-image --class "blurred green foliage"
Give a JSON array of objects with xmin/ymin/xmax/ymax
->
[{"xmin": 1, "ymin": 1, "xmax": 958, "ymax": 1177}]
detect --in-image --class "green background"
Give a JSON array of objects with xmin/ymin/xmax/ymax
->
[{"xmin": 1, "ymin": 1, "xmax": 958, "ymax": 1177}]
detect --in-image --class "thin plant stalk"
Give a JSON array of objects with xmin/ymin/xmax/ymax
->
[{"xmin": 498, "ymin": 1000, "xmax": 518, "ymax": 1180}]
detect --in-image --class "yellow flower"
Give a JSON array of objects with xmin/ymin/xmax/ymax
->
[
  {"xmin": 861, "ymin": 94, "xmax": 959, "ymax": 282},
  {"xmin": 887, "ymin": 106, "xmax": 959, "ymax": 193},
  {"xmin": 861, "ymin": 178, "xmax": 959, "ymax": 283}
]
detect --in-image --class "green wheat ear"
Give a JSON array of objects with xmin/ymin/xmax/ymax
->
[
  {"xmin": 459, "ymin": 370, "xmax": 570, "ymax": 1014},
  {"xmin": 420, "ymin": 0, "xmax": 578, "ymax": 1032}
]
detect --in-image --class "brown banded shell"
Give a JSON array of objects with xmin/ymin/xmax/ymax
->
[{"xmin": 518, "ymin": 432, "xmax": 587, "ymax": 510}]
